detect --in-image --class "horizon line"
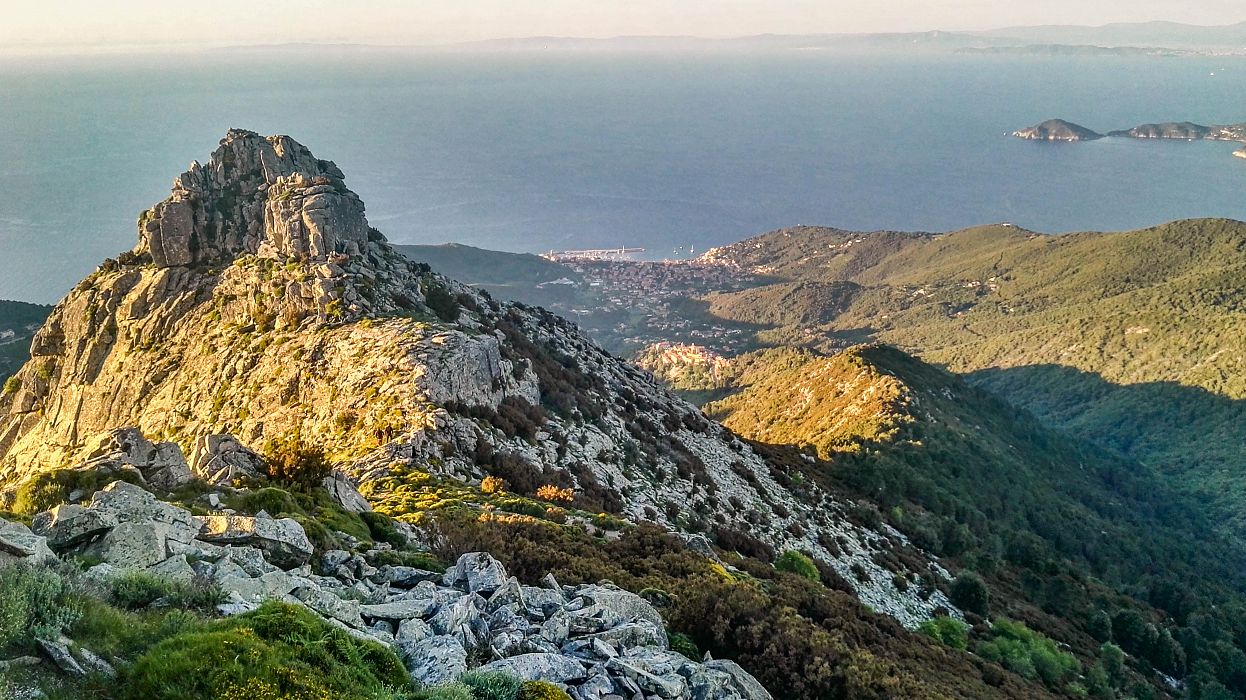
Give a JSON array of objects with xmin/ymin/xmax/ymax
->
[{"xmin": 3, "ymin": 17, "xmax": 1246, "ymax": 54}]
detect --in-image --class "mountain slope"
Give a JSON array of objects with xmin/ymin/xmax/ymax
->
[
  {"xmin": 0, "ymin": 129, "xmax": 1073, "ymax": 699},
  {"xmin": 705, "ymin": 344, "xmax": 1246, "ymax": 696}
]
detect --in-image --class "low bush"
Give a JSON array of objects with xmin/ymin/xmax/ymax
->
[
  {"xmin": 422, "ymin": 281, "xmax": 462, "ymax": 322},
  {"xmin": 11, "ymin": 469, "xmax": 144, "ymax": 515},
  {"xmin": 669, "ymin": 630, "xmax": 701, "ymax": 661},
  {"xmin": 228, "ymin": 487, "xmax": 303, "ymax": 517},
  {"xmin": 917, "ymin": 616, "xmax": 969, "ymax": 650},
  {"xmin": 0, "ymin": 561, "xmax": 83, "ymax": 649},
  {"xmin": 976, "ymin": 619, "xmax": 1079, "ymax": 691},
  {"xmin": 458, "ymin": 669, "xmax": 523, "ymax": 700},
  {"xmin": 108, "ymin": 571, "xmax": 226, "ymax": 612},
  {"xmin": 360, "ymin": 511, "xmax": 406, "ymax": 548},
  {"xmin": 950, "ymin": 571, "xmax": 990, "ymax": 616},
  {"xmin": 412, "ymin": 683, "xmax": 475, "ymax": 700},
  {"xmin": 261, "ymin": 435, "xmax": 333, "ymax": 490},
  {"xmin": 517, "ymin": 681, "xmax": 571, "ymax": 700},
  {"xmin": 774, "ymin": 550, "xmax": 820, "ymax": 582},
  {"xmin": 117, "ymin": 601, "xmax": 410, "ymax": 700}
]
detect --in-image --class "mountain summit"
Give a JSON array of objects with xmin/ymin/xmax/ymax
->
[{"xmin": 138, "ymin": 128, "xmax": 372, "ymax": 266}]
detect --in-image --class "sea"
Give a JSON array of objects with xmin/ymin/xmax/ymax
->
[{"xmin": 2, "ymin": 48, "xmax": 1246, "ymax": 304}]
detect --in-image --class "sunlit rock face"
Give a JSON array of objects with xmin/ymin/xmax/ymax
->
[{"xmin": 137, "ymin": 129, "xmax": 371, "ymax": 267}]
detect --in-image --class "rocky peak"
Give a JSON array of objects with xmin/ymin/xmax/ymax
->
[{"xmin": 136, "ymin": 129, "xmax": 374, "ymax": 267}]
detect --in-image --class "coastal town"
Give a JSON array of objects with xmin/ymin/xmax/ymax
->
[{"xmin": 544, "ymin": 255, "xmax": 763, "ymax": 356}]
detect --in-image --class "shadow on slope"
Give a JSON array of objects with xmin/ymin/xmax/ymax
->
[{"xmin": 969, "ymin": 363, "xmax": 1246, "ymax": 537}]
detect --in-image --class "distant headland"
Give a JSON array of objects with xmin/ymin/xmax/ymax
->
[
  {"xmin": 1011, "ymin": 119, "xmax": 1104, "ymax": 142},
  {"xmin": 1013, "ymin": 118, "xmax": 1246, "ymax": 158}
]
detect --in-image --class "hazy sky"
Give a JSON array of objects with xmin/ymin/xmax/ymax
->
[{"xmin": 3, "ymin": 0, "xmax": 1246, "ymax": 47}]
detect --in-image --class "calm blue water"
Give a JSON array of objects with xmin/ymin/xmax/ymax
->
[{"xmin": 2, "ymin": 49, "xmax": 1246, "ymax": 303}]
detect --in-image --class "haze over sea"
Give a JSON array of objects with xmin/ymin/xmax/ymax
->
[{"xmin": 2, "ymin": 48, "xmax": 1246, "ymax": 303}]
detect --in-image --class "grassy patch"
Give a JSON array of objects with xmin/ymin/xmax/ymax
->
[{"xmin": 116, "ymin": 602, "xmax": 410, "ymax": 700}]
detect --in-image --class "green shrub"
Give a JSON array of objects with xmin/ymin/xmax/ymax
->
[
  {"xmin": 422, "ymin": 281, "xmax": 461, "ymax": 322},
  {"xmin": 458, "ymin": 669, "xmax": 522, "ymax": 700},
  {"xmin": 71, "ymin": 597, "xmax": 204, "ymax": 661},
  {"xmin": 261, "ymin": 434, "xmax": 333, "ymax": 490},
  {"xmin": 361, "ymin": 511, "xmax": 406, "ymax": 548},
  {"xmin": 2, "ymin": 376, "xmax": 19, "ymax": 396},
  {"xmin": 774, "ymin": 550, "xmax": 820, "ymax": 582},
  {"xmin": 228, "ymin": 487, "xmax": 303, "ymax": 517},
  {"xmin": 517, "ymin": 681, "xmax": 571, "ymax": 700},
  {"xmin": 669, "ymin": 630, "xmax": 702, "ymax": 661},
  {"xmin": 11, "ymin": 469, "xmax": 144, "ymax": 515},
  {"xmin": 412, "ymin": 683, "xmax": 475, "ymax": 700},
  {"xmin": 0, "ymin": 561, "xmax": 83, "ymax": 649},
  {"xmin": 917, "ymin": 616, "xmax": 969, "ymax": 650},
  {"xmin": 976, "ymin": 618, "xmax": 1079, "ymax": 690},
  {"xmin": 950, "ymin": 571, "xmax": 990, "ymax": 616},
  {"xmin": 108, "ymin": 571, "xmax": 225, "ymax": 612},
  {"xmin": 117, "ymin": 601, "xmax": 410, "ymax": 700}
]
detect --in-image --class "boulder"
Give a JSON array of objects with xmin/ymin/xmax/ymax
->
[
  {"xmin": 81, "ymin": 428, "xmax": 193, "ymax": 492},
  {"xmin": 291, "ymin": 586, "xmax": 365, "ymax": 629},
  {"xmin": 360, "ymin": 597, "xmax": 438, "ymax": 622},
  {"xmin": 190, "ymin": 434, "xmax": 266, "ymax": 486},
  {"xmin": 443, "ymin": 551, "xmax": 508, "ymax": 595},
  {"xmin": 143, "ymin": 442, "xmax": 195, "ymax": 492},
  {"xmin": 486, "ymin": 576, "xmax": 526, "ymax": 613},
  {"xmin": 74, "ymin": 646, "xmax": 117, "ymax": 677},
  {"xmin": 607, "ymin": 653, "xmax": 689, "ymax": 699},
  {"xmin": 92, "ymin": 521, "xmax": 173, "ymax": 569},
  {"xmin": 376, "ymin": 565, "xmax": 442, "ymax": 588},
  {"xmin": 37, "ymin": 639, "xmax": 85, "ymax": 676},
  {"xmin": 522, "ymin": 585, "xmax": 567, "ymax": 619},
  {"xmin": 146, "ymin": 554, "xmax": 197, "ymax": 583},
  {"xmin": 588, "ymin": 620, "xmax": 668, "ymax": 649},
  {"xmin": 396, "ymin": 618, "xmax": 433, "ymax": 644},
  {"xmin": 195, "ymin": 514, "xmax": 314, "ymax": 568},
  {"xmin": 322, "ymin": 471, "xmax": 371, "ymax": 513},
  {"xmin": 0, "ymin": 517, "xmax": 54, "ymax": 564},
  {"xmin": 700, "ymin": 660, "xmax": 772, "ymax": 700},
  {"xmin": 429, "ymin": 593, "xmax": 488, "ymax": 653},
  {"xmin": 479, "ymin": 652, "xmax": 587, "ymax": 683},
  {"xmin": 89, "ymin": 481, "xmax": 199, "ymax": 543},
  {"xmin": 398, "ymin": 634, "xmax": 467, "ymax": 686},
  {"xmin": 31, "ymin": 504, "xmax": 117, "ymax": 550},
  {"xmin": 572, "ymin": 583, "xmax": 664, "ymax": 629}
]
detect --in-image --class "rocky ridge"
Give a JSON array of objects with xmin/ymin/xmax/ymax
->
[
  {"xmin": 0, "ymin": 478, "xmax": 770, "ymax": 700},
  {"xmin": 0, "ymin": 129, "xmax": 957, "ymax": 632}
]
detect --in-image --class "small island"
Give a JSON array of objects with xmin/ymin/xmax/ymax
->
[
  {"xmin": 1014, "ymin": 118, "xmax": 1246, "ymax": 159},
  {"xmin": 1012, "ymin": 119, "xmax": 1104, "ymax": 142}
]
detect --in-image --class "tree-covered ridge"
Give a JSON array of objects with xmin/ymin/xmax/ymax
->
[
  {"xmin": 706, "ymin": 343, "xmax": 1246, "ymax": 699},
  {"xmin": 706, "ymin": 218, "xmax": 1246, "ymax": 395},
  {"xmin": 701, "ymin": 218, "xmax": 1246, "ymax": 539}
]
